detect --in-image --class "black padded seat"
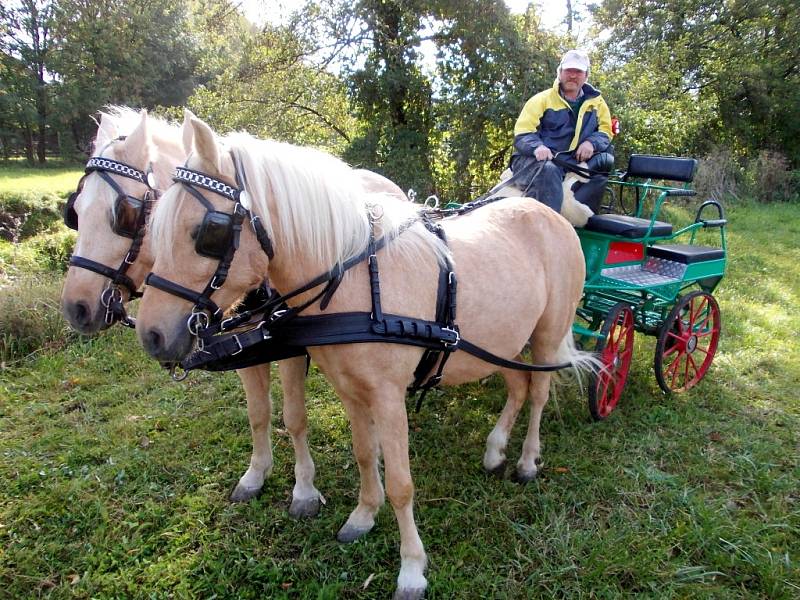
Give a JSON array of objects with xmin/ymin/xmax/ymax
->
[
  {"xmin": 625, "ymin": 155, "xmax": 698, "ymax": 183},
  {"xmin": 584, "ymin": 214, "xmax": 673, "ymax": 239},
  {"xmin": 648, "ymin": 244, "xmax": 725, "ymax": 264}
]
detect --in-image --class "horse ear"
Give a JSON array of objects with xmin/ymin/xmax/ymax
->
[
  {"xmin": 190, "ymin": 116, "xmax": 220, "ymax": 173},
  {"xmin": 181, "ymin": 109, "xmax": 196, "ymax": 156},
  {"xmin": 95, "ymin": 113, "xmax": 118, "ymax": 151},
  {"xmin": 120, "ymin": 109, "xmax": 152, "ymax": 166}
]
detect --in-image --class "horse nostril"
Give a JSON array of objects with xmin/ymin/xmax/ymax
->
[
  {"xmin": 144, "ymin": 328, "xmax": 164, "ymax": 355},
  {"xmin": 70, "ymin": 301, "xmax": 91, "ymax": 326}
]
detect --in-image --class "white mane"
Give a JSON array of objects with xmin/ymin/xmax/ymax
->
[
  {"xmin": 227, "ymin": 132, "xmax": 446, "ymax": 269},
  {"xmin": 93, "ymin": 106, "xmax": 181, "ymax": 156}
]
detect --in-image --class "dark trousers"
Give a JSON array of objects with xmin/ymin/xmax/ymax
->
[{"xmin": 510, "ymin": 153, "xmax": 609, "ymax": 214}]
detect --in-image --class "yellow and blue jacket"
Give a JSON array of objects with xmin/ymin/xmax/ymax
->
[{"xmin": 513, "ymin": 79, "xmax": 613, "ymax": 156}]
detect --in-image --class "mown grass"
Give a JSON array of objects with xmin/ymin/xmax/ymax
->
[
  {"xmin": 1, "ymin": 191, "xmax": 799, "ymax": 598},
  {"xmin": 0, "ymin": 161, "xmax": 83, "ymax": 196}
]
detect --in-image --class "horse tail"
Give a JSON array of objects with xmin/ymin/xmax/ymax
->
[{"xmin": 554, "ymin": 328, "xmax": 600, "ymax": 388}]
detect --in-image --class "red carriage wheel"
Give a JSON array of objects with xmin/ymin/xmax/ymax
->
[
  {"xmin": 588, "ymin": 303, "xmax": 635, "ymax": 421},
  {"xmin": 654, "ymin": 291, "xmax": 721, "ymax": 393}
]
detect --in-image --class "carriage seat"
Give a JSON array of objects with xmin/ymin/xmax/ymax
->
[
  {"xmin": 584, "ymin": 214, "xmax": 673, "ymax": 239},
  {"xmin": 648, "ymin": 244, "xmax": 724, "ymax": 264},
  {"xmin": 624, "ymin": 155, "xmax": 698, "ymax": 182}
]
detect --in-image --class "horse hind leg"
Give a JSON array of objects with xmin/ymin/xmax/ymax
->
[
  {"xmin": 514, "ymin": 368, "xmax": 552, "ymax": 483},
  {"xmin": 515, "ymin": 328, "xmax": 580, "ymax": 482},
  {"xmin": 482, "ymin": 368, "xmax": 531, "ymax": 477},
  {"xmin": 230, "ymin": 364, "xmax": 274, "ymax": 502},
  {"xmin": 279, "ymin": 356, "xmax": 322, "ymax": 518}
]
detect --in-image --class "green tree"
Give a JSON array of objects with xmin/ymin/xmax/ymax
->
[
  {"xmin": 51, "ymin": 0, "xmax": 199, "ymax": 154},
  {"xmin": 186, "ymin": 3, "xmax": 357, "ymax": 153},
  {"xmin": 592, "ymin": 0, "xmax": 800, "ymax": 164},
  {"xmin": 0, "ymin": 0, "xmax": 55, "ymax": 163}
]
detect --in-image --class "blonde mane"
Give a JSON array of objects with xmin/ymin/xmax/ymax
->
[{"xmin": 151, "ymin": 131, "xmax": 447, "ymax": 271}]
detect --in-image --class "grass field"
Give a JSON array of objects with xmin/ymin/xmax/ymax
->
[
  {"xmin": 1, "ymin": 165, "xmax": 798, "ymax": 598},
  {"xmin": 0, "ymin": 161, "xmax": 83, "ymax": 196}
]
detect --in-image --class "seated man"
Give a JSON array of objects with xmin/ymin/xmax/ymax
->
[{"xmin": 511, "ymin": 49, "xmax": 614, "ymax": 214}]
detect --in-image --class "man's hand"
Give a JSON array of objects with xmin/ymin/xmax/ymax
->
[
  {"xmin": 534, "ymin": 145, "xmax": 553, "ymax": 161},
  {"xmin": 575, "ymin": 140, "xmax": 594, "ymax": 162}
]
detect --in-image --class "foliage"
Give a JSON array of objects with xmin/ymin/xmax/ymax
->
[
  {"xmin": 0, "ymin": 271, "xmax": 73, "ymax": 364},
  {"xmin": 742, "ymin": 150, "xmax": 797, "ymax": 203},
  {"xmin": 187, "ymin": 12, "xmax": 357, "ymax": 154},
  {"xmin": 592, "ymin": 0, "xmax": 800, "ymax": 166},
  {"xmin": 1, "ymin": 200, "xmax": 799, "ymax": 597}
]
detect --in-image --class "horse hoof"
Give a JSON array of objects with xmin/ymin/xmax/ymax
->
[
  {"xmin": 336, "ymin": 523, "xmax": 372, "ymax": 544},
  {"xmin": 512, "ymin": 467, "xmax": 539, "ymax": 484},
  {"xmin": 289, "ymin": 496, "xmax": 320, "ymax": 519},
  {"xmin": 229, "ymin": 484, "xmax": 262, "ymax": 503},
  {"xmin": 393, "ymin": 587, "xmax": 426, "ymax": 600},
  {"xmin": 484, "ymin": 461, "xmax": 507, "ymax": 478}
]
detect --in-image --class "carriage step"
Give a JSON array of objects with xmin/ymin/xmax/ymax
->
[
  {"xmin": 648, "ymin": 244, "xmax": 725, "ymax": 264},
  {"xmin": 585, "ymin": 214, "xmax": 673, "ymax": 239},
  {"xmin": 601, "ymin": 257, "xmax": 686, "ymax": 286}
]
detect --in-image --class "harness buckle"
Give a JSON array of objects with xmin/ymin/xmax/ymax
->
[
  {"xmin": 442, "ymin": 326, "xmax": 460, "ymax": 348},
  {"xmin": 123, "ymin": 251, "xmax": 135, "ymax": 265},
  {"xmin": 260, "ymin": 321, "xmax": 272, "ymax": 340},
  {"xmin": 187, "ymin": 311, "xmax": 210, "ymax": 336},
  {"xmin": 210, "ymin": 276, "xmax": 224, "ymax": 290},
  {"xmin": 231, "ymin": 334, "xmax": 244, "ymax": 355}
]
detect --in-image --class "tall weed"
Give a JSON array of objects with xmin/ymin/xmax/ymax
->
[{"xmin": 0, "ymin": 272, "xmax": 73, "ymax": 365}]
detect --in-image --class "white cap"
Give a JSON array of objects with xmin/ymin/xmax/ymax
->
[{"xmin": 560, "ymin": 49, "xmax": 590, "ymax": 72}]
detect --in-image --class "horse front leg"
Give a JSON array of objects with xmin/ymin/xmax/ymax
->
[
  {"xmin": 278, "ymin": 355, "xmax": 322, "ymax": 518},
  {"xmin": 483, "ymin": 368, "xmax": 531, "ymax": 476},
  {"xmin": 372, "ymin": 390, "xmax": 427, "ymax": 600},
  {"xmin": 231, "ymin": 364, "xmax": 273, "ymax": 502},
  {"xmin": 336, "ymin": 398, "xmax": 384, "ymax": 542}
]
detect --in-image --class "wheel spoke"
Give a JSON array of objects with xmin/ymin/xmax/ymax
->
[{"xmin": 687, "ymin": 354, "xmax": 699, "ymax": 382}]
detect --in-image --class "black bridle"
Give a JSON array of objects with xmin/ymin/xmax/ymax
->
[
  {"xmin": 144, "ymin": 153, "xmax": 275, "ymax": 344},
  {"xmin": 64, "ymin": 148, "xmax": 159, "ymax": 327}
]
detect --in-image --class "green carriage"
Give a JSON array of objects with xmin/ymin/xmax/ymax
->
[{"xmin": 573, "ymin": 154, "xmax": 728, "ymax": 420}]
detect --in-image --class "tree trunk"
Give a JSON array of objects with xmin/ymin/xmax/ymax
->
[{"xmin": 24, "ymin": 124, "xmax": 35, "ymax": 163}]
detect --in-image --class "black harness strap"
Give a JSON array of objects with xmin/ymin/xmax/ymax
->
[{"xmin": 67, "ymin": 150, "xmax": 158, "ymax": 328}]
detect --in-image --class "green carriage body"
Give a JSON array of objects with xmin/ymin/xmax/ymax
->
[{"xmin": 571, "ymin": 154, "xmax": 728, "ymax": 418}]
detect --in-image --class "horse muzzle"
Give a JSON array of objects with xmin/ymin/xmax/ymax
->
[
  {"xmin": 139, "ymin": 317, "xmax": 195, "ymax": 362},
  {"xmin": 62, "ymin": 298, "xmax": 113, "ymax": 335}
]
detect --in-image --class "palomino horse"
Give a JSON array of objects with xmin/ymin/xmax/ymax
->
[
  {"xmin": 59, "ymin": 107, "xmax": 324, "ymax": 511},
  {"xmin": 136, "ymin": 115, "xmax": 589, "ymax": 599},
  {"xmin": 492, "ymin": 167, "xmax": 595, "ymax": 226}
]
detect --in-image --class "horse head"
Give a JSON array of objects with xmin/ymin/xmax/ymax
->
[
  {"xmin": 137, "ymin": 114, "xmax": 269, "ymax": 362},
  {"xmin": 61, "ymin": 108, "xmax": 184, "ymax": 333}
]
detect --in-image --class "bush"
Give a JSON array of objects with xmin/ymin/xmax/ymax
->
[
  {"xmin": 0, "ymin": 272, "xmax": 75, "ymax": 365},
  {"xmin": 694, "ymin": 148, "xmax": 742, "ymax": 202},
  {"xmin": 743, "ymin": 150, "xmax": 797, "ymax": 202},
  {"xmin": 0, "ymin": 229, "xmax": 76, "ymax": 279},
  {"xmin": 0, "ymin": 190, "xmax": 64, "ymax": 241}
]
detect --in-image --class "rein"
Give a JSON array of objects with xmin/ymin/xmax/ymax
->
[{"xmin": 65, "ymin": 143, "xmax": 159, "ymax": 328}]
